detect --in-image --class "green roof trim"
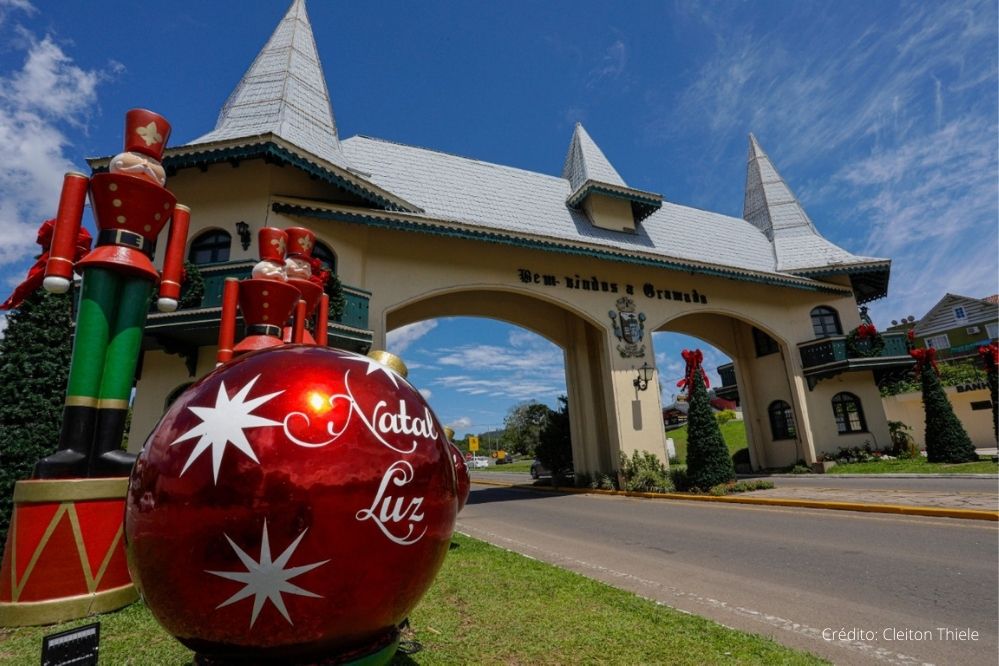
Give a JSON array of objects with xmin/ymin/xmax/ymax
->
[
  {"xmin": 159, "ymin": 142, "xmax": 419, "ymax": 214},
  {"xmin": 272, "ymin": 202, "xmax": 852, "ymax": 297}
]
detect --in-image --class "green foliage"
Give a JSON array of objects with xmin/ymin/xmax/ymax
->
[
  {"xmin": 592, "ymin": 473, "xmax": 618, "ymax": 490},
  {"xmin": 618, "ymin": 451, "xmax": 674, "ymax": 493},
  {"xmin": 506, "ymin": 400, "xmax": 554, "ymax": 456},
  {"xmin": 683, "ymin": 370, "xmax": 735, "ymax": 489},
  {"xmin": 325, "ymin": 272, "xmax": 346, "ymax": 321},
  {"xmin": 920, "ymin": 363, "xmax": 977, "ymax": 463},
  {"xmin": 707, "ymin": 479, "xmax": 775, "ymax": 496},
  {"xmin": 888, "ymin": 420, "xmax": 919, "ymax": 459},
  {"xmin": 534, "ymin": 396, "xmax": 572, "ymax": 484},
  {"xmin": 178, "ymin": 260, "xmax": 204, "ymax": 309},
  {"xmin": 985, "ymin": 358, "xmax": 998, "ymax": 442},
  {"xmin": 668, "ymin": 465, "xmax": 690, "ymax": 491},
  {"xmin": 714, "ymin": 409, "xmax": 737, "ymax": 426},
  {"xmin": 0, "ymin": 290, "xmax": 73, "ymax": 543},
  {"xmin": 880, "ymin": 360, "xmax": 983, "ymax": 396}
]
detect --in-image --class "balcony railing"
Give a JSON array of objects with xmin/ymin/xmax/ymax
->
[
  {"xmin": 798, "ymin": 331, "xmax": 909, "ymax": 370},
  {"xmin": 144, "ymin": 261, "xmax": 372, "ymax": 353}
]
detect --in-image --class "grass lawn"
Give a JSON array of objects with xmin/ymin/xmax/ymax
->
[
  {"xmin": 827, "ymin": 456, "xmax": 999, "ymax": 474},
  {"xmin": 0, "ymin": 534, "xmax": 824, "ymax": 665},
  {"xmin": 667, "ymin": 420, "xmax": 747, "ymax": 465},
  {"xmin": 475, "ymin": 458, "xmax": 533, "ymax": 473}
]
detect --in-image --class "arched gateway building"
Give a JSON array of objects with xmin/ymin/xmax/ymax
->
[{"xmin": 110, "ymin": 0, "xmax": 911, "ymax": 474}]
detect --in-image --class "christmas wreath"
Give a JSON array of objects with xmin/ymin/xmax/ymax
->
[{"xmin": 846, "ymin": 323, "xmax": 884, "ymax": 358}]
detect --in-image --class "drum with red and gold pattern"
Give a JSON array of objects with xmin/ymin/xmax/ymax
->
[
  {"xmin": 125, "ymin": 345, "xmax": 458, "ymax": 664},
  {"xmin": 0, "ymin": 479, "xmax": 137, "ymax": 626}
]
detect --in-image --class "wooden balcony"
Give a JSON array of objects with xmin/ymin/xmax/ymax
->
[
  {"xmin": 798, "ymin": 332, "xmax": 913, "ymax": 389},
  {"xmin": 715, "ymin": 362, "xmax": 739, "ymax": 402},
  {"xmin": 142, "ymin": 261, "xmax": 373, "ymax": 371}
]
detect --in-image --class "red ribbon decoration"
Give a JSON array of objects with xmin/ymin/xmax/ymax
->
[
  {"xmin": 308, "ymin": 256, "xmax": 330, "ymax": 289},
  {"xmin": 979, "ymin": 342, "xmax": 998, "ymax": 372},
  {"xmin": 1, "ymin": 220, "xmax": 93, "ymax": 310},
  {"xmin": 676, "ymin": 348, "xmax": 710, "ymax": 390},
  {"xmin": 856, "ymin": 323, "xmax": 877, "ymax": 340},
  {"xmin": 909, "ymin": 346, "xmax": 939, "ymax": 376}
]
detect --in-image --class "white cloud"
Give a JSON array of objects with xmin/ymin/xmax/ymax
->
[
  {"xmin": 447, "ymin": 416, "xmax": 472, "ymax": 430},
  {"xmin": 0, "ymin": 31, "xmax": 115, "ymax": 268},
  {"xmin": 0, "ymin": 0, "xmax": 34, "ymax": 27},
  {"xmin": 386, "ymin": 320, "xmax": 438, "ymax": 355},
  {"xmin": 0, "ymin": 312, "xmax": 7, "ymax": 338},
  {"xmin": 418, "ymin": 387, "xmax": 432, "ymax": 400},
  {"xmin": 587, "ymin": 39, "xmax": 628, "ymax": 88}
]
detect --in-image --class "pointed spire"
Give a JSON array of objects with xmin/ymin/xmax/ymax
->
[
  {"xmin": 743, "ymin": 133, "xmax": 817, "ymax": 240},
  {"xmin": 188, "ymin": 0, "xmax": 348, "ymax": 169},
  {"xmin": 562, "ymin": 123, "xmax": 628, "ymax": 191},
  {"xmin": 743, "ymin": 133, "xmax": 890, "ymax": 298}
]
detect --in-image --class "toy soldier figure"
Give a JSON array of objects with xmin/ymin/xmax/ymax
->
[{"xmin": 35, "ymin": 109, "xmax": 190, "ymax": 479}]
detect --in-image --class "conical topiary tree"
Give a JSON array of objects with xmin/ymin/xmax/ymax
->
[
  {"xmin": 681, "ymin": 350, "xmax": 735, "ymax": 489},
  {"xmin": 913, "ymin": 350, "xmax": 977, "ymax": 463},
  {"xmin": 0, "ymin": 289, "xmax": 73, "ymax": 543}
]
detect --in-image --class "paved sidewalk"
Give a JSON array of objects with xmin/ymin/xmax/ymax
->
[{"xmin": 746, "ymin": 485, "xmax": 999, "ymax": 511}]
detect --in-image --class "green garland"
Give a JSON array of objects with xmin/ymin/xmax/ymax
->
[
  {"xmin": 846, "ymin": 326, "xmax": 884, "ymax": 358},
  {"xmin": 178, "ymin": 260, "xmax": 205, "ymax": 310}
]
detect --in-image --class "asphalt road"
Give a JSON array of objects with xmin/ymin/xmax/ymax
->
[
  {"xmin": 473, "ymin": 470, "xmax": 999, "ymax": 496},
  {"xmin": 458, "ymin": 483, "xmax": 999, "ymax": 665}
]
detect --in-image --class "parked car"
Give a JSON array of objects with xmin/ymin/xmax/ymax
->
[
  {"xmin": 468, "ymin": 456, "xmax": 491, "ymax": 469},
  {"xmin": 530, "ymin": 458, "xmax": 573, "ymax": 480},
  {"xmin": 530, "ymin": 458, "xmax": 548, "ymax": 479}
]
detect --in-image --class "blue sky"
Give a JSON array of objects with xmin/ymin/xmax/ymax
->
[{"xmin": 0, "ymin": 1, "xmax": 995, "ymax": 437}]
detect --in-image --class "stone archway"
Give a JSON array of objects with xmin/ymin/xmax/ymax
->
[
  {"xmin": 655, "ymin": 310, "xmax": 811, "ymax": 470},
  {"xmin": 385, "ymin": 287, "xmax": 618, "ymax": 474}
]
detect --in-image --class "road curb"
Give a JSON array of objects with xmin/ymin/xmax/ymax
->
[
  {"xmin": 744, "ymin": 473, "xmax": 998, "ymax": 479},
  {"xmin": 469, "ymin": 479, "xmax": 999, "ymax": 522}
]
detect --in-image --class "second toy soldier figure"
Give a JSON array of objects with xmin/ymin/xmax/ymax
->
[{"xmin": 35, "ymin": 109, "xmax": 191, "ymax": 479}]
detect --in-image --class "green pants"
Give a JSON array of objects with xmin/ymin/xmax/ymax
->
[{"xmin": 36, "ymin": 267, "xmax": 153, "ymax": 478}]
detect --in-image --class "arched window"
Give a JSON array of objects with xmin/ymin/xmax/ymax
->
[
  {"xmin": 832, "ymin": 392, "xmax": 866, "ymax": 434},
  {"xmin": 810, "ymin": 306, "xmax": 842, "ymax": 337},
  {"xmin": 188, "ymin": 230, "xmax": 231, "ymax": 265},
  {"xmin": 312, "ymin": 241, "xmax": 336, "ymax": 274},
  {"xmin": 768, "ymin": 400, "xmax": 796, "ymax": 440}
]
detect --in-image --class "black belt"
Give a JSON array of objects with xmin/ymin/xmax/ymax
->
[
  {"xmin": 97, "ymin": 229, "xmax": 155, "ymax": 257},
  {"xmin": 247, "ymin": 324, "xmax": 283, "ymax": 338}
]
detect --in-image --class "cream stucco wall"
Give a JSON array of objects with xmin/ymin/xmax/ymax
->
[{"xmin": 883, "ymin": 388, "xmax": 997, "ymax": 449}]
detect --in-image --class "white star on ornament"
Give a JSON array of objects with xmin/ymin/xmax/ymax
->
[
  {"xmin": 207, "ymin": 521, "xmax": 328, "ymax": 627},
  {"xmin": 336, "ymin": 351, "xmax": 402, "ymax": 388},
  {"xmin": 171, "ymin": 375, "xmax": 283, "ymax": 483}
]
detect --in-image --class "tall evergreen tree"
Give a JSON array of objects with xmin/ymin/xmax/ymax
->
[
  {"xmin": 980, "ymin": 344, "xmax": 998, "ymax": 442},
  {"xmin": 0, "ymin": 290, "xmax": 73, "ymax": 543},
  {"xmin": 684, "ymin": 364, "xmax": 735, "ymax": 489},
  {"xmin": 919, "ymin": 359, "xmax": 977, "ymax": 463}
]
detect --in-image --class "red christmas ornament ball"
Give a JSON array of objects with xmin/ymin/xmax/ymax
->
[{"xmin": 125, "ymin": 345, "xmax": 458, "ymax": 662}]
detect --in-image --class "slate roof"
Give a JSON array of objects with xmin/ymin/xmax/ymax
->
[
  {"xmin": 743, "ymin": 134, "xmax": 887, "ymax": 275},
  {"xmin": 341, "ymin": 135, "xmax": 783, "ymax": 277},
  {"xmin": 186, "ymin": 0, "xmax": 349, "ymax": 171}
]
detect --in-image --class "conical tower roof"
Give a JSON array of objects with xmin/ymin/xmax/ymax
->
[
  {"xmin": 188, "ymin": 0, "xmax": 348, "ymax": 169},
  {"xmin": 562, "ymin": 123, "xmax": 661, "ymax": 223},
  {"xmin": 562, "ymin": 123, "xmax": 627, "ymax": 191},
  {"xmin": 743, "ymin": 134, "xmax": 890, "ymax": 301}
]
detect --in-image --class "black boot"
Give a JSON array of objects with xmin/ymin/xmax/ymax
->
[
  {"xmin": 88, "ymin": 406, "xmax": 137, "ymax": 477},
  {"xmin": 33, "ymin": 405, "xmax": 95, "ymax": 478}
]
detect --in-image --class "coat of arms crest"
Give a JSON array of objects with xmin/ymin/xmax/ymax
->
[{"xmin": 609, "ymin": 297, "xmax": 646, "ymax": 358}]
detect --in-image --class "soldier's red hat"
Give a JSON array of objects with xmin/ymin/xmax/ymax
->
[
  {"xmin": 286, "ymin": 227, "xmax": 317, "ymax": 258},
  {"xmin": 124, "ymin": 109, "xmax": 171, "ymax": 161},
  {"xmin": 258, "ymin": 227, "xmax": 287, "ymax": 263}
]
